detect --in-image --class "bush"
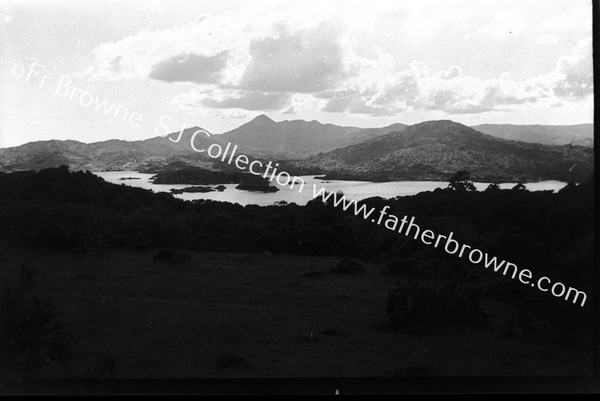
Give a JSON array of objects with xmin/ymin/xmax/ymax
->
[
  {"xmin": 0, "ymin": 262, "xmax": 72, "ymax": 379},
  {"xmin": 153, "ymin": 248, "xmax": 191, "ymax": 264},
  {"xmin": 385, "ymin": 258, "xmax": 407, "ymax": 275},
  {"xmin": 330, "ymin": 258, "xmax": 365, "ymax": 275},
  {"xmin": 386, "ymin": 280, "xmax": 487, "ymax": 332}
]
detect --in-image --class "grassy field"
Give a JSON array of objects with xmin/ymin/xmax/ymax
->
[{"xmin": 0, "ymin": 243, "xmax": 592, "ymax": 379}]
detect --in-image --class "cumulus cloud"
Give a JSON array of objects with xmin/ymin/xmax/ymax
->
[
  {"xmin": 240, "ymin": 21, "xmax": 346, "ymax": 93},
  {"xmin": 173, "ymin": 89, "xmax": 291, "ymax": 111},
  {"xmin": 551, "ymin": 37, "xmax": 593, "ymax": 98},
  {"xmin": 149, "ymin": 52, "xmax": 230, "ymax": 84},
  {"xmin": 82, "ymin": 13, "xmax": 250, "ymax": 82},
  {"xmin": 201, "ymin": 91, "xmax": 291, "ymax": 111},
  {"xmin": 82, "ymin": 1, "xmax": 592, "ymax": 117},
  {"xmin": 319, "ymin": 37, "xmax": 591, "ymax": 116}
]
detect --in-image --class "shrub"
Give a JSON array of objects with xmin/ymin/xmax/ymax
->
[
  {"xmin": 330, "ymin": 258, "xmax": 365, "ymax": 275},
  {"xmin": 386, "ymin": 280, "xmax": 486, "ymax": 332},
  {"xmin": 215, "ymin": 353, "xmax": 251, "ymax": 377},
  {"xmin": 0, "ymin": 262, "xmax": 72, "ymax": 379},
  {"xmin": 152, "ymin": 248, "xmax": 191, "ymax": 264},
  {"xmin": 302, "ymin": 271, "xmax": 326, "ymax": 278},
  {"xmin": 385, "ymin": 258, "xmax": 408, "ymax": 275}
]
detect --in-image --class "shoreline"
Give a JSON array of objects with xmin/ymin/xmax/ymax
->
[{"xmin": 93, "ymin": 170, "xmax": 572, "ymax": 186}]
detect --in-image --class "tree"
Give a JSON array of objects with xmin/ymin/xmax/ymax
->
[
  {"xmin": 2, "ymin": 262, "xmax": 72, "ymax": 379},
  {"xmin": 512, "ymin": 183, "xmax": 527, "ymax": 191},
  {"xmin": 112, "ymin": 192, "xmax": 141, "ymax": 214},
  {"xmin": 448, "ymin": 171, "xmax": 476, "ymax": 192},
  {"xmin": 558, "ymin": 182, "xmax": 577, "ymax": 195},
  {"xmin": 485, "ymin": 182, "xmax": 501, "ymax": 192}
]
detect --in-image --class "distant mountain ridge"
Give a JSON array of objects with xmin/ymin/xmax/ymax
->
[
  {"xmin": 218, "ymin": 114, "xmax": 407, "ymax": 157},
  {"xmin": 284, "ymin": 120, "xmax": 593, "ymax": 182},
  {"xmin": 473, "ymin": 124, "xmax": 593, "ymax": 147},
  {"xmin": 0, "ymin": 116, "xmax": 407, "ymax": 172},
  {"xmin": 0, "ymin": 117, "xmax": 593, "ymax": 183},
  {"xmin": 0, "ymin": 128, "xmax": 216, "ymax": 172}
]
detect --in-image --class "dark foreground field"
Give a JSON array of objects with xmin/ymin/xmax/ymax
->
[
  {"xmin": 0, "ymin": 168, "xmax": 594, "ymax": 381},
  {"xmin": 0, "ymin": 243, "xmax": 592, "ymax": 379}
]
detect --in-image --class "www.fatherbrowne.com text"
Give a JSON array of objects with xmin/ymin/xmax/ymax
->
[
  {"xmin": 173, "ymin": 126, "xmax": 588, "ymax": 308},
  {"xmin": 311, "ymin": 187, "xmax": 588, "ymax": 307},
  {"xmin": 172, "ymin": 126, "xmax": 587, "ymax": 308}
]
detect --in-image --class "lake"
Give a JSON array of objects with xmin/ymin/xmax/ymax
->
[{"xmin": 93, "ymin": 171, "xmax": 568, "ymax": 207}]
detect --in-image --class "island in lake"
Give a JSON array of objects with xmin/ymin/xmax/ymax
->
[
  {"xmin": 170, "ymin": 185, "xmax": 227, "ymax": 194},
  {"xmin": 235, "ymin": 174, "xmax": 279, "ymax": 192},
  {"xmin": 150, "ymin": 163, "xmax": 278, "ymax": 193}
]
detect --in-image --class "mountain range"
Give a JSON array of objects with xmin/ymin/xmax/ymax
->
[
  {"xmin": 220, "ymin": 114, "xmax": 409, "ymax": 157},
  {"xmin": 0, "ymin": 116, "xmax": 594, "ymax": 182},
  {"xmin": 284, "ymin": 120, "xmax": 593, "ymax": 182}
]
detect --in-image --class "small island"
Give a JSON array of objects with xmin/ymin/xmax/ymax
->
[
  {"xmin": 235, "ymin": 174, "xmax": 279, "ymax": 193},
  {"xmin": 170, "ymin": 186, "xmax": 216, "ymax": 194}
]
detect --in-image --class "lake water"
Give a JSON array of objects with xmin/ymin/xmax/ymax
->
[{"xmin": 93, "ymin": 171, "xmax": 568, "ymax": 207}]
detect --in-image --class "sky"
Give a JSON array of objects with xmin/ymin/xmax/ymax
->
[{"xmin": 0, "ymin": 0, "xmax": 594, "ymax": 147}]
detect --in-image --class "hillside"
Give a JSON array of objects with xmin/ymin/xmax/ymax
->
[
  {"xmin": 285, "ymin": 121, "xmax": 594, "ymax": 182},
  {"xmin": 0, "ymin": 117, "xmax": 405, "ymax": 172},
  {"xmin": 473, "ymin": 124, "xmax": 593, "ymax": 147},
  {"xmin": 0, "ymin": 118, "xmax": 592, "ymax": 182},
  {"xmin": 0, "ymin": 127, "xmax": 218, "ymax": 172}
]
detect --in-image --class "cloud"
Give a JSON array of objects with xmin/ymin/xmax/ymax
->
[
  {"xmin": 240, "ymin": 21, "xmax": 346, "ymax": 93},
  {"xmin": 476, "ymin": 12, "xmax": 527, "ymax": 40},
  {"xmin": 400, "ymin": 7, "xmax": 476, "ymax": 44},
  {"xmin": 173, "ymin": 89, "xmax": 291, "ymax": 111},
  {"xmin": 551, "ymin": 37, "xmax": 593, "ymax": 98},
  {"xmin": 83, "ymin": 6, "xmax": 351, "ymax": 93},
  {"xmin": 318, "ymin": 37, "xmax": 592, "ymax": 116},
  {"xmin": 82, "ymin": 1, "xmax": 592, "ymax": 117},
  {"xmin": 203, "ymin": 91, "xmax": 291, "ymax": 111},
  {"xmin": 149, "ymin": 52, "xmax": 230, "ymax": 84},
  {"xmin": 319, "ymin": 89, "xmax": 387, "ymax": 115},
  {"xmin": 82, "ymin": 14, "xmax": 250, "ymax": 82},
  {"xmin": 533, "ymin": 6, "xmax": 592, "ymax": 45}
]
